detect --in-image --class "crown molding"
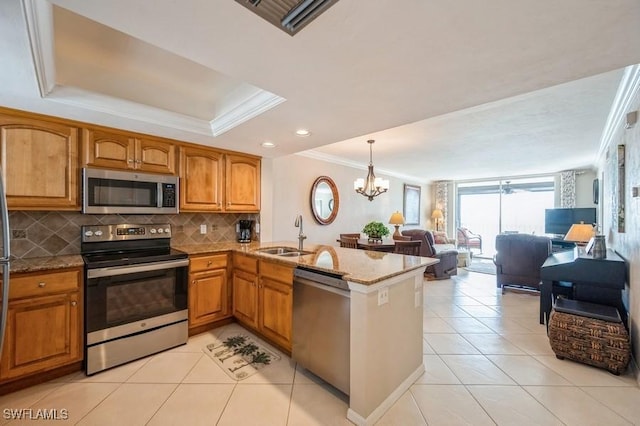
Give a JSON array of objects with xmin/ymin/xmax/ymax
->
[
  {"xmin": 597, "ymin": 64, "xmax": 640, "ymax": 163},
  {"xmin": 47, "ymin": 85, "xmax": 213, "ymax": 135},
  {"xmin": 21, "ymin": 0, "xmax": 285, "ymax": 138},
  {"xmin": 22, "ymin": 0, "xmax": 55, "ymax": 96},
  {"xmin": 210, "ymin": 90, "xmax": 286, "ymax": 136}
]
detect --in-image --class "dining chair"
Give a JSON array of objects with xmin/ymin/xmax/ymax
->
[
  {"xmin": 393, "ymin": 235, "xmax": 411, "ymax": 241},
  {"xmin": 339, "ymin": 237, "xmax": 359, "ymax": 249},
  {"xmin": 340, "ymin": 233, "xmax": 361, "ymax": 239},
  {"xmin": 393, "ymin": 240, "xmax": 421, "ymax": 256}
]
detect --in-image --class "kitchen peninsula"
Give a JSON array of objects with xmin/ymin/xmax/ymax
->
[{"xmin": 175, "ymin": 241, "xmax": 437, "ymax": 426}]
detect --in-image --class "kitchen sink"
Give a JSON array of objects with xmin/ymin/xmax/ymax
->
[{"xmin": 255, "ymin": 247, "xmax": 313, "ymax": 256}]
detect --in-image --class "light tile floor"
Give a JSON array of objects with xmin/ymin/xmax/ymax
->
[{"xmin": 1, "ymin": 270, "xmax": 638, "ymax": 425}]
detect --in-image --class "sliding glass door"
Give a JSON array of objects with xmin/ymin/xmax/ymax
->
[{"xmin": 457, "ymin": 177, "xmax": 555, "ymax": 257}]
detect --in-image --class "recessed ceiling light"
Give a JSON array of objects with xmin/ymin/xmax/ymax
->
[
  {"xmin": 295, "ymin": 129, "xmax": 311, "ymax": 137},
  {"xmin": 261, "ymin": 141, "xmax": 276, "ymax": 148}
]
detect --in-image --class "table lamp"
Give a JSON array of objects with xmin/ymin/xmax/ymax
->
[
  {"xmin": 563, "ymin": 222, "xmax": 595, "ymax": 244},
  {"xmin": 431, "ymin": 209, "xmax": 443, "ymax": 231},
  {"xmin": 388, "ymin": 211, "xmax": 405, "ymax": 239}
]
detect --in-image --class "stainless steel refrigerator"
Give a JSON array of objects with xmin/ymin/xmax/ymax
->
[{"xmin": 0, "ymin": 172, "xmax": 10, "ymax": 356}]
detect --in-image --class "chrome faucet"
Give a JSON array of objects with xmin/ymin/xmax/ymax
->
[{"xmin": 295, "ymin": 214, "xmax": 306, "ymax": 250}]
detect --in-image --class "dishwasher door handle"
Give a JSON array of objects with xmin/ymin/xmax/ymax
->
[{"xmin": 293, "ymin": 277, "xmax": 350, "ymax": 297}]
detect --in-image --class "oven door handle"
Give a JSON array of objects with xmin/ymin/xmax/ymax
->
[{"xmin": 87, "ymin": 258, "xmax": 190, "ymax": 279}]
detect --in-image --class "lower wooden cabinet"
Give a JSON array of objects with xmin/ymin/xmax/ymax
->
[
  {"xmin": 0, "ymin": 268, "xmax": 82, "ymax": 382},
  {"xmin": 188, "ymin": 253, "xmax": 231, "ymax": 329},
  {"xmin": 232, "ymin": 254, "xmax": 259, "ymax": 329},
  {"xmin": 232, "ymin": 255, "xmax": 293, "ymax": 351},
  {"xmin": 259, "ymin": 272, "xmax": 293, "ymax": 350}
]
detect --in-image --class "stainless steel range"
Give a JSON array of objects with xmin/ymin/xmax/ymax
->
[{"xmin": 81, "ymin": 223, "xmax": 189, "ymax": 375}]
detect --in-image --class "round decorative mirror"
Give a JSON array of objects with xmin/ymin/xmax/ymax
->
[{"xmin": 310, "ymin": 176, "xmax": 339, "ymax": 225}]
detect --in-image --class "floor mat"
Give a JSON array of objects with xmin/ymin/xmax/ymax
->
[
  {"xmin": 203, "ymin": 334, "xmax": 280, "ymax": 380},
  {"xmin": 464, "ymin": 258, "xmax": 496, "ymax": 275}
]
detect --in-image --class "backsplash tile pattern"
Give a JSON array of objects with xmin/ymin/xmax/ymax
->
[{"xmin": 8, "ymin": 211, "xmax": 260, "ymax": 259}]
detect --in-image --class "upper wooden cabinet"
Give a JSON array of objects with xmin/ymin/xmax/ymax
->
[
  {"xmin": 0, "ymin": 114, "xmax": 79, "ymax": 210},
  {"xmin": 180, "ymin": 146, "xmax": 260, "ymax": 212},
  {"xmin": 179, "ymin": 146, "xmax": 224, "ymax": 211},
  {"xmin": 225, "ymin": 154, "xmax": 261, "ymax": 212},
  {"xmin": 84, "ymin": 129, "xmax": 176, "ymax": 175}
]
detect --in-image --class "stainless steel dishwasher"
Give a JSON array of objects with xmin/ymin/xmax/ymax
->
[{"xmin": 292, "ymin": 267, "xmax": 350, "ymax": 395}]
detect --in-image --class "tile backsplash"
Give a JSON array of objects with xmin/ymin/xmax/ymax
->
[{"xmin": 8, "ymin": 211, "xmax": 260, "ymax": 259}]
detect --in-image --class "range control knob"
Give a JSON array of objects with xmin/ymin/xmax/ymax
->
[
  {"xmin": 164, "ymin": 228, "xmax": 170, "ymax": 234},
  {"xmin": 150, "ymin": 228, "xmax": 157, "ymax": 234},
  {"xmin": 95, "ymin": 230, "xmax": 103, "ymax": 237},
  {"xmin": 84, "ymin": 231, "xmax": 94, "ymax": 237},
  {"xmin": 158, "ymin": 228, "xmax": 164, "ymax": 234}
]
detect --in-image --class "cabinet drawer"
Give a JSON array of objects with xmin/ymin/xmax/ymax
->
[
  {"xmin": 259, "ymin": 261, "xmax": 293, "ymax": 284},
  {"xmin": 9, "ymin": 270, "xmax": 81, "ymax": 300},
  {"xmin": 190, "ymin": 253, "xmax": 228, "ymax": 272},
  {"xmin": 234, "ymin": 254, "xmax": 258, "ymax": 274}
]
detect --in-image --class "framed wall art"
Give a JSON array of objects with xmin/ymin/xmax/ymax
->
[{"xmin": 403, "ymin": 184, "xmax": 421, "ymax": 225}]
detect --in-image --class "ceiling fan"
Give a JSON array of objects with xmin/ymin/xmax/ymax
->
[{"xmin": 501, "ymin": 180, "xmax": 526, "ymax": 195}]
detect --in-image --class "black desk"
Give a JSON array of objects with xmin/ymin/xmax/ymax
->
[{"xmin": 540, "ymin": 248, "xmax": 626, "ymax": 326}]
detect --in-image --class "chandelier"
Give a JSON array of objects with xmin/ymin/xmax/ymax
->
[{"xmin": 354, "ymin": 139, "xmax": 389, "ymax": 201}]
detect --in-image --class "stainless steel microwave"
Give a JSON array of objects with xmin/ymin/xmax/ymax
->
[{"xmin": 82, "ymin": 168, "xmax": 179, "ymax": 214}]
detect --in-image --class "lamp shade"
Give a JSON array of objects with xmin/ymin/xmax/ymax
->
[
  {"xmin": 564, "ymin": 223, "xmax": 595, "ymax": 243},
  {"xmin": 388, "ymin": 211, "xmax": 405, "ymax": 225},
  {"xmin": 431, "ymin": 209, "xmax": 443, "ymax": 220}
]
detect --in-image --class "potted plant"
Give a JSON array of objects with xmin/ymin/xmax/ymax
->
[{"xmin": 362, "ymin": 221, "xmax": 390, "ymax": 242}]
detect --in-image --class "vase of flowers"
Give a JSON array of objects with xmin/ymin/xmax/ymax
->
[{"xmin": 362, "ymin": 221, "xmax": 390, "ymax": 243}]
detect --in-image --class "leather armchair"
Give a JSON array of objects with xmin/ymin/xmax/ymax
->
[
  {"xmin": 494, "ymin": 233, "xmax": 551, "ymax": 293},
  {"xmin": 402, "ymin": 229, "xmax": 458, "ymax": 279}
]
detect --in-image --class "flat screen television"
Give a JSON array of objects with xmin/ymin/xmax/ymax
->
[{"xmin": 544, "ymin": 208, "xmax": 596, "ymax": 235}]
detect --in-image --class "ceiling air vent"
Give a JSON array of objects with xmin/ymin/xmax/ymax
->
[{"xmin": 235, "ymin": 0, "xmax": 340, "ymax": 36}]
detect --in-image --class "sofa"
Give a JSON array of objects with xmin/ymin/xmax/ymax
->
[
  {"xmin": 402, "ymin": 229, "xmax": 458, "ymax": 279},
  {"xmin": 493, "ymin": 233, "xmax": 552, "ymax": 293}
]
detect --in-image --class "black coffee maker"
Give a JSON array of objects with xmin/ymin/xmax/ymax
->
[{"xmin": 237, "ymin": 220, "xmax": 253, "ymax": 243}]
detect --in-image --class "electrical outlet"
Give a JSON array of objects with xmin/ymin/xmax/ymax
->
[
  {"xmin": 377, "ymin": 288, "xmax": 389, "ymax": 306},
  {"xmin": 200, "ymin": 224, "xmax": 207, "ymax": 234}
]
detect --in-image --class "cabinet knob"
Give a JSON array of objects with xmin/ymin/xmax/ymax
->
[
  {"xmin": 135, "ymin": 159, "xmax": 141, "ymax": 164},
  {"xmin": 207, "ymin": 261, "xmax": 212, "ymax": 266},
  {"xmin": 192, "ymin": 280, "xmax": 197, "ymax": 284},
  {"xmin": 71, "ymin": 301, "xmax": 77, "ymax": 307},
  {"xmin": 38, "ymin": 282, "xmax": 46, "ymax": 288}
]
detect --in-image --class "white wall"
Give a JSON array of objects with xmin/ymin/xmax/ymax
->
[
  {"xmin": 262, "ymin": 154, "xmax": 431, "ymax": 245},
  {"xmin": 597, "ymin": 80, "xmax": 639, "ymax": 370}
]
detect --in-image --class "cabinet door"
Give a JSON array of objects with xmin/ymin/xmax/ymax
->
[
  {"xmin": 189, "ymin": 269, "xmax": 229, "ymax": 328},
  {"xmin": 179, "ymin": 146, "xmax": 224, "ymax": 211},
  {"xmin": 0, "ymin": 292, "xmax": 81, "ymax": 380},
  {"xmin": 225, "ymin": 154, "xmax": 260, "ymax": 212},
  {"xmin": 232, "ymin": 270, "xmax": 258, "ymax": 329},
  {"xmin": 259, "ymin": 277, "xmax": 292, "ymax": 350},
  {"xmin": 0, "ymin": 115, "xmax": 79, "ymax": 209},
  {"xmin": 136, "ymin": 138, "xmax": 176, "ymax": 175},
  {"xmin": 83, "ymin": 129, "xmax": 135, "ymax": 170}
]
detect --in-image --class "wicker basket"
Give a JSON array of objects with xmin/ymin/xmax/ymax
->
[{"xmin": 548, "ymin": 310, "xmax": 630, "ymax": 375}]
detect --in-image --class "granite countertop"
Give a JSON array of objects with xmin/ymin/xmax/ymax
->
[
  {"xmin": 3, "ymin": 241, "xmax": 436, "ymax": 285},
  {"xmin": 174, "ymin": 241, "xmax": 437, "ymax": 285},
  {"xmin": 6, "ymin": 255, "xmax": 85, "ymax": 274}
]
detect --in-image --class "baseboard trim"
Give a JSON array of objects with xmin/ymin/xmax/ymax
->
[{"xmin": 347, "ymin": 363, "xmax": 425, "ymax": 426}]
